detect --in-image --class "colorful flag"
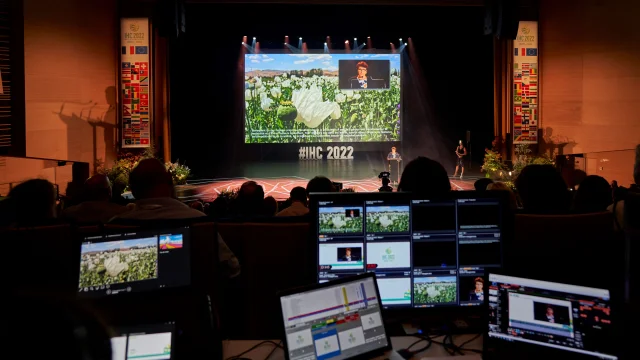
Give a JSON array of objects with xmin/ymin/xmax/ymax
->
[
  {"xmin": 135, "ymin": 46, "xmax": 148, "ymax": 54},
  {"xmin": 129, "ymin": 46, "xmax": 135, "ymax": 54},
  {"xmin": 525, "ymin": 48, "xmax": 538, "ymax": 56},
  {"xmin": 122, "ymin": 62, "xmax": 131, "ymax": 69}
]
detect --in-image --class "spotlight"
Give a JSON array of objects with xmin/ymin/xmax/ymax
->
[
  {"xmin": 324, "ymin": 42, "xmax": 327, "ymax": 45},
  {"xmin": 284, "ymin": 43, "xmax": 287, "ymax": 45},
  {"xmin": 285, "ymin": 35, "xmax": 288, "ymax": 37},
  {"xmin": 299, "ymin": 37, "xmax": 302, "ymax": 40},
  {"xmin": 253, "ymin": 37, "xmax": 256, "ymax": 40},
  {"xmin": 354, "ymin": 37, "xmax": 357, "ymax": 40},
  {"xmin": 399, "ymin": 38, "xmax": 402, "ymax": 41},
  {"xmin": 367, "ymin": 36, "xmax": 371, "ymax": 38},
  {"xmin": 405, "ymin": 43, "xmax": 407, "ymax": 46},
  {"xmin": 345, "ymin": 40, "xmax": 349, "ymax": 43},
  {"xmin": 242, "ymin": 42, "xmax": 245, "ymax": 44}
]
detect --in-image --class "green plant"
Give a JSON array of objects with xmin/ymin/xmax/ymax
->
[
  {"xmin": 481, "ymin": 149, "xmax": 508, "ymax": 178},
  {"xmin": 98, "ymin": 146, "xmax": 191, "ymax": 193},
  {"xmin": 217, "ymin": 188, "xmax": 239, "ymax": 202},
  {"xmin": 165, "ymin": 161, "xmax": 191, "ymax": 185}
]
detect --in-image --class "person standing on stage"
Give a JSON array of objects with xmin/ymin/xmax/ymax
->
[
  {"xmin": 387, "ymin": 146, "xmax": 401, "ymax": 184},
  {"xmin": 453, "ymin": 140, "xmax": 467, "ymax": 179}
]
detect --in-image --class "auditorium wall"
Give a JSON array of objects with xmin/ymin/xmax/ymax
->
[
  {"xmin": 540, "ymin": 0, "xmax": 640, "ymax": 185},
  {"xmin": 11, "ymin": 0, "xmax": 118, "ymax": 190}
]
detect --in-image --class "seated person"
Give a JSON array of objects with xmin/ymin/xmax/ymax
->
[{"xmin": 110, "ymin": 158, "xmax": 240, "ymax": 278}]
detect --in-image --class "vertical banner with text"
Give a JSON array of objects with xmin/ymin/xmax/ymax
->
[
  {"xmin": 120, "ymin": 18, "xmax": 151, "ymax": 148},
  {"xmin": 513, "ymin": 21, "xmax": 538, "ymax": 144}
]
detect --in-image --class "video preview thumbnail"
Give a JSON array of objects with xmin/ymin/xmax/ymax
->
[
  {"xmin": 319, "ymin": 207, "xmax": 363, "ymax": 234},
  {"xmin": 79, "ymin": 237, "xmax": 158, "ymax": 288},
  {"xmin": 365, "ymin": 206, "xmax": 410, "ymax": 233},
  {"xmin": 413, "ymin": 276, "xmax": 457, "ymax": 305}
]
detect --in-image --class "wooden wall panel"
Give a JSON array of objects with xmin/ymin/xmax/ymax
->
[{"xmin": 540, "ymin": 0, "xmax": 640, "ymax": 156}]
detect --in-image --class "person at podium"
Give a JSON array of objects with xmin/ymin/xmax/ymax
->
[{"xmin": 387, "ymin": 147, "xmax": 402, "ymax": 184}]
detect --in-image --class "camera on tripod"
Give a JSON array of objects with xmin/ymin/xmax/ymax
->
[{"xmin": 378, "ymin": 171, "xmax": 393, "ymax": 192}]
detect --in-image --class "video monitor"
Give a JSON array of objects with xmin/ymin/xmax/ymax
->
[
  {"xmin": 486, "ymin": 274, "xmax": 617, "ymax": 360},
  {"xmin": 243, "ymin": 52, "xmax": 401, "ymax": 143},
  {"xmin": 78, "ymin": 227, "xmax": 191, "ymax": 297},
  {"xmin": 111, "ymin": 323, "xmax": 174, "ymax": 360},
  {"xmin": 311, "ymin": 192, "xmax": 506, "ymax": 309}
]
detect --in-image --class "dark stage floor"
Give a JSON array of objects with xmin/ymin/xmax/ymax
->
[{"xmin": 177, "ymin": 160, "xmax": 482, "ymax": 201}]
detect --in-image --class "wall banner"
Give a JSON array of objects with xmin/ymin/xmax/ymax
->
[
  {"xmin": 120, "ymin": 18, "xmax": 151, "ymax": 148},
  {"xmin": 513, "ymin": 21, "xmax": 538, "ymax": 144}
]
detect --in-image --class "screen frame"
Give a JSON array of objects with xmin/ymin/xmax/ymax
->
[
  {"xmin": 308, "ymin": 190, "xmax": 512, "ymax": 316},
  {"xmin": 278, "ymin": 272, "xmax": 393, "ymax": 360},
  {"xmin": 77, "ymin": 226, "xmax": 192, "ymax": 298},
  {"xmin": 483, "ymin": 273, "xmax": 619, "ymax": 360},
  {"xmin": 243, "ymin": 50, "xmax": 403, "ymax": 145}
]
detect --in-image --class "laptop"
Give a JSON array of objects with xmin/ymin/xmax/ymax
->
[
  {"xmin": 111, "ymin": 323, "xmax": 175, "ymax": 360},
  {"xmin": 278, "ymin": 273, "xmax": 403, "ymax": 360},
  {"xmin": 484, "ymin": 273, "xmax": 619, "ymax": 360}
]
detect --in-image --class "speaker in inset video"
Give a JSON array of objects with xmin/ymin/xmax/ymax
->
[
  {"xmin": 484, "ymin": 0, "xmax": 520, "ymax": 40},
  {"xmin": 155, "ymin": 0, "xmax": 186, "ymax": 38}
]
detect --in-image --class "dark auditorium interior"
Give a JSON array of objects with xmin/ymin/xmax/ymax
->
[{"xmin": 2, "ymin": 0, "xmax": 638, "ymax": 359}]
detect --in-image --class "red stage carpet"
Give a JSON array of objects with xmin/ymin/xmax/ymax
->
[{"xmin": 177, "ymin": 176, "xmax": 477, "ymax": 202}]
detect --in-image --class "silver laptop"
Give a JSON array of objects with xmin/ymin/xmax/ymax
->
[{"xmin": 279, "ymin": 273, "xmax": 403, "ymax": 360}]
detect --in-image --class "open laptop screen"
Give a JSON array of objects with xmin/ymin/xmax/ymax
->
[
  {"xmin": 487, "ymin": 273, "xmax": 617, "ymax": 360},
  {"xmin": 111, "ymin": 323, "xmax": 174, "ymax": 360},
  {"xmin": 280, "ymin": 274, "xmax": 390, "ymax": 360},
  {"xmin": 78, "ymin": 227, "xmax": 191, "ymax": 297}
]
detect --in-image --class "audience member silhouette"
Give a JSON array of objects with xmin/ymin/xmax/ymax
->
[
  {"xmin": 263, "ymin": 196, "xmax": 278, "ymax": 216},
  {"xmin": 474, "ymin": 178, "xmax": 494, "ymax": 191},
  {"xmin": 111, "ymin": 158, "xmax": 240, "ymax": 278},
  {"xmin": 277, "ymin": 186, "xmax": 309, "ymax": 216},
  {"xmin": 233, "ymin": 181, "xmax": 266, "ymax": 217},
  {"xmin": 63, "ymin": 174, "xmax": 127, "ymax": 223},
  {"xmin": 2, "ymin": 179, "xmax": 57, "ymax": 226},
  {"xmin": 306, "ymin": 176, "xmax": 337, "ymax": 195},
  {"xmin": 515, "ymin": 164, "xmax": 571, "ymax": 214},
  {"xmin": 573, "ymin": 175, "xmax": 613, "ymax": 213},
  {"xmin": 397, "ymin": 156, "xmax": 451, "ymax": 197}
]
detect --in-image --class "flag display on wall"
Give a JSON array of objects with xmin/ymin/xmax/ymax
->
[
  {"xmin": 121, "ymin": 18, "xmax": 151, "ymax": 148},
  {"xmin": 513, "ymin": 21, "xmax": 538, "ymax": 144}
]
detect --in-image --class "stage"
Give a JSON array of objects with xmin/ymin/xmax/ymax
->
[{"xmin": 176, "ymin": 175, "xmax": 478, "ymax": 202}]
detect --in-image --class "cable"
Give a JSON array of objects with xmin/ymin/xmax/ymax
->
[
  {"xmin": 263, "ymin": 340, "xmax": 282, "ymax": 360},
  {"xmin": 456, "ymin": 333, "xmax": 482, "ymax": 351},
  {"xmin": 225, "ymin": 340, "xmax": 283, "ymax": 360}
]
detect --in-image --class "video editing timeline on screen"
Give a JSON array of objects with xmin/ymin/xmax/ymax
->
[
  {"xmin": 78, "ymin": 228, "xmax": 191, "ymax": 297},
  {"xmin": 317, "ymin": 196, "xmax": 502, "ymax": 308},
  {"xmin": 281, "ymin": 277, "xmax": 388, "ymax": 360},
  {"xmin": 111, "ymin": 323, "xmax": 174, "ymax": 360},
  {"xmin": 487, "ymin": 274, "xmax": 617, "ymax": 360}
]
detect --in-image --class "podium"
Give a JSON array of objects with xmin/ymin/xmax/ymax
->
[{"xmin": 388, "ymin": 157, "xmax": 402, "ymax": 184}]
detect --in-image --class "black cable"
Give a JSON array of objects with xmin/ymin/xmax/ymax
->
[
  {"xmin": 263, "ymin": 340, "xmax": 282, "ymax": 360},
  {"xmin": 225, "ymin": 340, "xmax": 283, "ymax": 360},
  {"xmin": 456, "ymin": 333, "xmax": 482, "ymax": 352}
]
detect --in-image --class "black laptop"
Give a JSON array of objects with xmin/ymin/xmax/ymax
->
[
  {"xmin": 278, "ymin": 273, "xmax": 403, "ymax": 360},
  {"xmin": 484, "ymin": 273, "xmax": 619, "ymax": 360}
]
